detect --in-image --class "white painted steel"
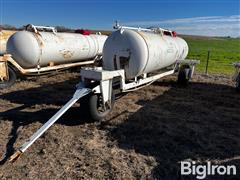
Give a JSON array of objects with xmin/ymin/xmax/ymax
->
[
  {"xmin": 19, "ymin": 88, "xmax": 91, "ymax": 153},
  {"xmin": 103, "ymin": 29, "xmax": 188, "ymax": 79},
  {"xmin": 7, "ymin": 31, "xmax": 107, "ymax": 68}
]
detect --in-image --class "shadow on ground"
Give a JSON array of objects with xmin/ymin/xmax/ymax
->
[{"xmin": 106, "ymin": 81, "xmax": 240, "ymax": 179}]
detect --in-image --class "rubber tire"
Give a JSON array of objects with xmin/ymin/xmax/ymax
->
[
  {"xmin": 177, "ymin": 68, "xmax": 190, "ymax": 86},
  {"xmin": 236, "ymin": 74, "xmax": 240, "ymax": 92},
  {"xmin": 0, "ymin": 66, "xmax": 17, "ymax": 89},
  {"xmin": 80, "ymin": 92, "xmax": 115, "ymax": 122}
]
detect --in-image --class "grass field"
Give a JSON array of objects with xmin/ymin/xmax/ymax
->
[{"xmin": 182, "ymin": 36, "xmax": 240, "ymax": 74}]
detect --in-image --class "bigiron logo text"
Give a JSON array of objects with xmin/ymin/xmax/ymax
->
[{"xmin": 180, "ymin": 161, "xmax": 237, "ymax": 179}]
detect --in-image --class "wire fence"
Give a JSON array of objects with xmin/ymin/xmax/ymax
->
[{"xmin": 187, "ymin": 50, "xmax": 240, "ymax": 75}]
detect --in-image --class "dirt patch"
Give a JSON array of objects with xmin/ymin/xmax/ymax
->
[{"xmin": 0, "ymin": 72, "xmax": 239, "ymax": 179}]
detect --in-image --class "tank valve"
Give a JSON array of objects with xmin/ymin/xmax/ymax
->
[{"xmin": 114, "ymin": 21, "xmax": 120, "ymax": 29}]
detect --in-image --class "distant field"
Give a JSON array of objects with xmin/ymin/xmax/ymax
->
[{"xmin": 182, "ymin": 35, "xmax": 240, "ymax": 74}]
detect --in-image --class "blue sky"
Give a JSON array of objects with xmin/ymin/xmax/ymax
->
[{"xmin": 1, "ymin": 0, "xmax": 240, "ymax": 37}]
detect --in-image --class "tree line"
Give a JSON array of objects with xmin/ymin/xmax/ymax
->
[{"xmin": 0, "ymin": 24, "xmax": 73, "ymax": 32}]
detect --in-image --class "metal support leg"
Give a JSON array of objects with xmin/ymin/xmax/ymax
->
[{"xmin": 9, "ymin": 88, "xmax": 91, "ymax": 162}]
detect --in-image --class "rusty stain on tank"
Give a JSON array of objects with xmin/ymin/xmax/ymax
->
[
  {"xmin": 34, "ymin": 33, "xmax": 45, "ymax": 48},
  {"xmin": 56, "ymin": 36, "xmax": 65, "ymax": 43},
  {"xmin": 138, "ymin": 31, "xmax": 148, "ymax": 40},
  {"xmin": 59, "ymin": 49, "xmax": 74, "ymax": 59}
]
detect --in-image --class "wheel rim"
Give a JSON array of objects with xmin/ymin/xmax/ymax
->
[{"xmin": 96, "ymin": 94, "xmax": 111, "ymax": 114}]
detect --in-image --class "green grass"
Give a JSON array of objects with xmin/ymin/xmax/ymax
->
[{"xmin": 182, "ymin": 36, "xmax": 240, "ymax": 74}]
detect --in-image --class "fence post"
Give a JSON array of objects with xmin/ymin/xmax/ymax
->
[{"xmin": 205, "ymin": 50, "xmax": 210, "ymax": 74}]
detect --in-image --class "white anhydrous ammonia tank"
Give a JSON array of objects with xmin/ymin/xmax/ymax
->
[
  {"xmin": 103, "ymin": 29, "xmax": 189, "ymax": 79},
  {"xmin": 7, "ymin": 31, "xmax": 108, "ymax": 68}
]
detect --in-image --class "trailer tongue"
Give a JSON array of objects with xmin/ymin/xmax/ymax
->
[{"xmin": 9, "ymin": 87, "xmax": 92, "ymax": 162}]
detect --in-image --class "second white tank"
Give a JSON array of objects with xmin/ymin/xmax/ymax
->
[
  {"xmin": 103, "ymin": 28, "xmax": 188, "ymax": 79},
  {"xmin": 7, "ymin": 31, "xmax": 108, "ymax": 68}
]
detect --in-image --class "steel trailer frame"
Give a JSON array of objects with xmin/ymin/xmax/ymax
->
[
  {"xmin": 9, "ymin": 59, "xmax": 199, "ymax": 162},
  {"xmin": 0, "ymin": 54, "xmax": 97, "ymax": 75}
]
